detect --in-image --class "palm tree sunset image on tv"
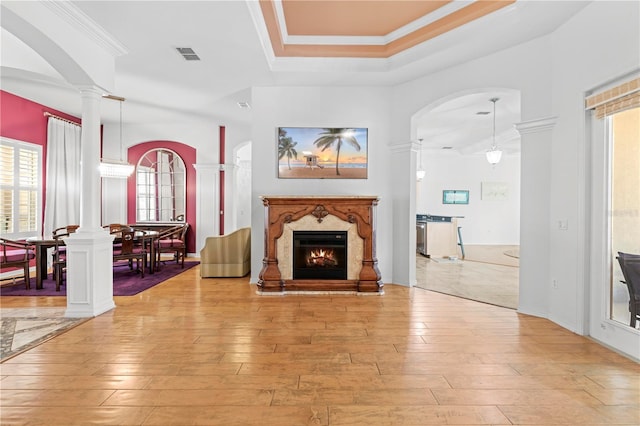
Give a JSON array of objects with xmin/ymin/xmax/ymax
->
[
  {"xmin": 278, "ymin": 128, "xmax": 298, "ymax": 170},
  {"xmin": 277, "ymin": 127, "xmax": 368, "ymax": 179}
]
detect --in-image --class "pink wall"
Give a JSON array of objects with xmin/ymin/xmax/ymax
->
[
  {"xmin": 0, "ymin": 91, "xmax": 82, "ymax": 230},
  {"xmin": 1, "ymin": 92, "xmax": 198, "ymax": 253},
  {"xmin": 127, "ymin": 141, "xmax": 197, "ymax": 253}
]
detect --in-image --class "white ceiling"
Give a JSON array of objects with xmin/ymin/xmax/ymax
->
[{"xmin": 0, "ymin": 1, "xmax": 589, "ymax": 154}]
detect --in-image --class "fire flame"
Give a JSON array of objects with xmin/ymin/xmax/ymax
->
[{"xmin": 307, "ymin": 248, "xmax": 337, "ymax": 267}]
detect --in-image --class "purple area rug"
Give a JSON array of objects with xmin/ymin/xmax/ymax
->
[{"xmin": 1, "ymin": 261, "xmax": 199, "ymax": 296}]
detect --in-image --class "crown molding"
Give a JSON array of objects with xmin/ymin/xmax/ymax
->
[
  {"xmin": 42, "ymin": 0, "xmax": 128, "ymax": 57},
  {"xmin": 514, "ymin": 116, "xmax": 558, "ymax": 135}
]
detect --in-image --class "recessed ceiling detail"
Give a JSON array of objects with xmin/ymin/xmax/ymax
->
[
  {"xmin": 259, "ymin": 0, "xmax": 516, "ymax": 58},
  {"xmin": 282, "ymin": 1, "xmax": 448, "ymax": 37}
]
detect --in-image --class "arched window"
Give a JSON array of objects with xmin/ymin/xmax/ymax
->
[{"xmin": 136, "ymin": 148, "xmax": 186, "ymax": 222}]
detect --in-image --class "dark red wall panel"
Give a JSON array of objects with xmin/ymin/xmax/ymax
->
[{"xmin": 127, "ymin": 141, "xmax": 197, "ymax": 253}]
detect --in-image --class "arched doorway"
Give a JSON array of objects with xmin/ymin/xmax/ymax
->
[{"xmin": 411, "ymin": 88, "xmax": 522, "ymax": 308}]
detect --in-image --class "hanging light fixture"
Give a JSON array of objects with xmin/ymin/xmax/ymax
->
[
  {"xmin": 416, "ymin": 138, "xmax": 426, "ymax": 181},
  {"xmin": 100, "ymin": 95, "xmax": 134, "ymax": 178},
  {"xmin": 485, "ymin": 97, "xmax": 503, "ymax": 166}
]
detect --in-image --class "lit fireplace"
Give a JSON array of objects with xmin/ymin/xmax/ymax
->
[
  {"xmin": 307, "ymin": 248, "xmax": 338, "ymax": 267},
  {"xmin": 293, "ymin": 231, "xmax": 347, "ymax": 280}
]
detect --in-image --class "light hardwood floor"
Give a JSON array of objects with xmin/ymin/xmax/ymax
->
[{"xmin": 1, "ymin": 265, "xmax": 639, "ymax": 425}]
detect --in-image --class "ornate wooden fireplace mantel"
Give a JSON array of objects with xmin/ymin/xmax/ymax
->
[{"xmin": 258, "ymin": 195, "xmax": 383, "ymax": 293}]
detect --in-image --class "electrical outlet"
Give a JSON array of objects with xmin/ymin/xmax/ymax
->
[{"xmin": 552, "ymin": 279, "xmax": 558, "ymax": 289}]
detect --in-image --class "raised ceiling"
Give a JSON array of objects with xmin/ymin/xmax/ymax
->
[
  {"xmin": 1, "ymin": 1, "xmax": 588, "ymax": 153},
  {"xmin": 261, "ymin": 0, "xmax": 514, "ymax": 58}
]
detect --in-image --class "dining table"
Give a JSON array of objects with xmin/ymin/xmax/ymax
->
[
  {"xmin": 26, "ymin": 229, "xmax": 159, "ymax": 290},
  {"xmin": 25, "ymin": 236, "xmax": 58, "ymax": 290}
]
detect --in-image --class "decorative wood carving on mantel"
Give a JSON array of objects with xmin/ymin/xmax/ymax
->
[{"xmin": 258, "ymin": 196, "xmax": 382, "ymax": 293}]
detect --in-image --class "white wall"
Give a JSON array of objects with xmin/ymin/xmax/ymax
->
[
  {"xmin": 548, "ymin": 1, "xmax": 639, "ymax": 358},
  {"xmin": 250, "ymin": 86, "xmax": 393, "ymax": 285},
  {"xmin": 417, "ymin": 151, "xmax": 521, "ymax": 245},
  {"xmin": 390, "ymin": 0, "xmax": 640, "ymax": 359}
]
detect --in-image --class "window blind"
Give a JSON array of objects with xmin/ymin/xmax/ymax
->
[
  {"xmin": 585, "ymin": 77, "xmax": 640, "ymax": 119},
  {"xmin": 18, "ymin": 148, "xmax": 39, "ymax": 232},
  {"xmin": 0, "ymin": 139, "xmax": 41, "ymax": 237},
  {"xmin": 0, "ymin": 144, "xmax": 14, "ymax": 233}
]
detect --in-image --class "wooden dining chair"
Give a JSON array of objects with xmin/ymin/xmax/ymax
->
[
  {"xmin": 155, "ymin": 224, "xmax": 189, "ymax": 270},
  {"xmin": 51, "ymin": 225, "xmax": 79, "ymax": 288},
  {"xmin": 112, "ymin": 229, "xmax": 147, "ymax": 277},
  {"xmin": 104, "ymin": 223, "xmax": 129, "ymax": 233},
  {"xmin": 52, "ymin": 239, "xmax": 67, "ymax": 291},
  {"xmin": 0, "ymin": 238, "xmax": 36, "ymax": 289}
]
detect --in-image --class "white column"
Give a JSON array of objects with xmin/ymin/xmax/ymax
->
[
  {"xmin": 193, "ymin": 164, "xmax": 220, "ymax": 253},
  {"xmin": 76, "ymin": 87, "xmax": 104, "ymax": 233},
  {"xmin": 515, "ymin": 116, "xmax": 557, "ymax": 318},
  {"xmin": 64, "ymin": 86, "xmax": 115, "ymax": 318},
  {"xmin": 389, "ymin": 142, "xmax": 418, "ymax": 287},
  {"xmin": 225, "ymin": 163, "xmax": 239, "ymax": 232}
]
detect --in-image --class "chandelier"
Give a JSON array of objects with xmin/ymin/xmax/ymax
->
[
  {"xmin": 100, "ymin": 95, "xmax": 134, "ymax": 178},
  {"xmin": 485, "ymin": 97, "xmax": 503, "ymax": 166}
]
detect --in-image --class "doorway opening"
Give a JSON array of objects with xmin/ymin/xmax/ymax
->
[{"xmin": 411, "ymin": 88, "xmax": 521, "ymax": 309}]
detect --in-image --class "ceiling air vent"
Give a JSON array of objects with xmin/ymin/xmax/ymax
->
[
  {"xmin": 176, "ymin": 47, "xmax": 200, "ymax": 61},
  {"xmin": 476, "ymin": 111, "xmax": 490, "ymax": 115}
]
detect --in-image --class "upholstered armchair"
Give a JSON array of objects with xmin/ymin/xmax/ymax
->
[{"xmin": 200, "ymin": 227, "xmax": 251, "ymax": 277}]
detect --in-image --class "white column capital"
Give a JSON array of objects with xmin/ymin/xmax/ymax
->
[{"xmin": 77, "ymin": 85, "xmax": 104, "ymax": 97}]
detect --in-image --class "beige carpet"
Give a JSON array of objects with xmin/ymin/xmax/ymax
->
[
  {"xmin": 0, "ymin": 308, "xmax": 88, "ymax": 361},
  {"xmin": 416, "ymin": 245, "xmax": 519, "ymax": 309}
]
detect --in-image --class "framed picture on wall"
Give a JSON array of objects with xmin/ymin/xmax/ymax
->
[
  {"xmin": 442, "ymin": 190, "xmax": 469, "ymax": 204},
  {"xmin": 481, "ymin": 181, "xmax": 509, "ymax": 200},
  {"xmin": 277, "ymin": 127, "xmax": 368, "ymax": 179}
]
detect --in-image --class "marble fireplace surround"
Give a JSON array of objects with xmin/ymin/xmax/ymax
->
[{"xmin": 258, "ymin": 196, "xmax": 382, "ymax": 293}]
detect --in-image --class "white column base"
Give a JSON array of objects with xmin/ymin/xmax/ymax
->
[{"xmin": 63, "ymin": 229, "xmax": 116, "ymax": 318}]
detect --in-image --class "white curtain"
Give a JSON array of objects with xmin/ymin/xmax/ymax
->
[{"xmin": 43, "ymin": 117, "xmax": 82, "ymax": 238}]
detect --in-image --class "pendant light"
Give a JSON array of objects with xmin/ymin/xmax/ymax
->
[
  {"xmin": 485, "ymin": 97, "xmax": 503, "ymax": 166},
  {"xmin": 100, "ymin": 95, "xmax": 134, "ymax": 178},
  {"xmin": 416, "ymin": 138, "xmax": 426, "ymax": 181}
]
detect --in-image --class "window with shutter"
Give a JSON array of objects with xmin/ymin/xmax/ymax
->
[{"xmin": 0, "ymin": 137, "xmax": 42, "ymax": 238}]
